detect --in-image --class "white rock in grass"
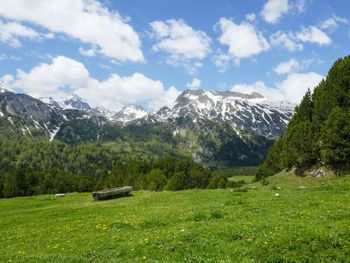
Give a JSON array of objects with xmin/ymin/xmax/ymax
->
[
  {"xmin": 298, "ymin": 186, "xmax": 307, "ymax": 190},
  {"xmin": 275, "ymin": 193, "xmax": 280, "ymax": 197},
  {"xmin": 55, "ymin": 193, "xmax": 65, "ymax": 197}
]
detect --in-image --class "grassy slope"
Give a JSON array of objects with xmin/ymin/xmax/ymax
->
[
  {"xmin": 1, "ymin": 172, "xmax": 350, "ymax": 262},
  {"xmin": 228, "ymin": 175, "xmax": 255, "ymax": 183}
]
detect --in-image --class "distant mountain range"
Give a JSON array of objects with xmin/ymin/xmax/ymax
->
[{"xmin": 0, "ymin": 84, "xmax": 295, "ymax": 167}]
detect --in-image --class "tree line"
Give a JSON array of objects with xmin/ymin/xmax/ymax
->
[
  {"xmin": 256, "ymin": 55, "xmax": 350, "ymax": 180},
  {"xmin": 0, "ymin": 135, "xmax": 235, "ymax": 198}
]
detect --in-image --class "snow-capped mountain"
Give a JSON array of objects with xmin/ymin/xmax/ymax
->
[
  {"xmin": 112, "ymin": 104, "xmax": 148, "ymax": 123},
  {"xmin": 156, "ymin": 89, "xmax": 295, "ymax": 138},
  {"xmin": 40, "ymin": 94, "xmax": 114, "ymax": 119},
  {"xmin": 40, "ymin": 94, "xmax": 90, "ymax": 110},
  {"xmin": 0, "ymin": 84, "xmax": 10, "ymax": 93},
  {"xmin": 0, "ymin": 88, "xmax": 296, "ymax": 166}
]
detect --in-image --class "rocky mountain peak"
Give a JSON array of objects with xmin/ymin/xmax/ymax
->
[
  {"xmin": 158, "ymin": 89, "xmax": 294, "ymax": 139},
  {"xmin": 112, "ymin": 104, "xmax": 148, "ymax": 123}
]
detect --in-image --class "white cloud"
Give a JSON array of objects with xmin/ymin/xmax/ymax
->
[
  {"xmin": 232, "ymin": 72, "xmax": 324, "ymax": 103},
  {"xmin": 296, "ymin": 26, "xmax": 331, "ymax": 45},
  {"xmin": 246, "ymin": 13, "xmax": 256, "ymax": 22},
  {"xmin": 150, "ymin": 19, "xmax": 211, "ymax": 74},
  {"xmin": 261, "ymin": 0, "xmax": 289, "ymax": 24},
  {"xmin": 232, "ymin": 81, "xmax": 285, "ymax": 101},
  {"xmin": 0, "ymin": 74, "xmax": 15, "ymax": 91},
  {"xmin": 214, "ymin": 18, "xmax": 270, "ymax": 65},
  {"xmin": 150, "ymin": 19, "xmax": 211, "ymax": 59},
  {"xmin": 78, "ymin": 46, "xmax": 97, "ymax": 57},
  {"xmin": 274, "ymin": 58, "xmax": 300, "ymax": 75},
  {"xmin": 271, "ymin": 26, "xmax": 331, "ymax": 51},
  {"xmin": 149, "ymin": 86, "xmax": 180, "ymax": 110},
  {"xmin": 270, "ymin": 31, "xmax": 303, "ymax": 52},
  {"xmin": 0, "ymin": 20, "xmax": 44, "ymax": 47},
  {"xmin": 0, "ymin": 0, "xmax": 143, "ymax": 62},
  {"xmin": 320, "ymin": 15, "xmax": 349, "ymax": 30},
  {"xmin": 14, "ymin": 56, "xmax": 90, "ymax": 97},
  {"xmin": 212, "ymin": 52, "xmax": 232, "ymax": 73},
  {"xmin": 186, "ymin": 78, "xmax": 201, "ymax": 90},
  {"xmin": 3, "ymin": 56, "xmax": 179, "ymax": 111}
]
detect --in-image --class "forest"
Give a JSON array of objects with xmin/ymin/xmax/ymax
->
[
  {"xmin": 0, "ymin": 135, "xmax": 239, "ymax": 197},
  {"xmin": 256, "ymin": 55, "xmax": 350, "ymax": 180}
]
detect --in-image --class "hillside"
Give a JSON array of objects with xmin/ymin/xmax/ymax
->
[
  {"xmin": 0, "ymin": 88, "xmax": 293, "ymax": 168},
  {"xmin": 257, "ymin": 55, "xmax": 350, "ymax": 180},
  {"xmin": 1, "ymin": 174, "xmax": 349, "ymax": 262}
]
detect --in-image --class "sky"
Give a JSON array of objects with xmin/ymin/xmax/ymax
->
[{"xmin": 0, "ymin": 0, "xmax": 349, "ymax": 111}]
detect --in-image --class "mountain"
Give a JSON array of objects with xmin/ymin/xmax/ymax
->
[
  {"xmin": 156, "ymin": 89, "xmax": 294, "ymax": 138},
  {"xmin": 0, "ymin": 87, "xmax": 295, "ymax": 167},
  {"xmin": 112, "ymin": 104, "xmax": 148, "ymax": 123},
  {"xmin": 256, "ymin": 55, "xmax": 350, "ymax": 179},
  {"xmin": 40, "ymin": 94, "xmax": 115, "ymax": 120}
]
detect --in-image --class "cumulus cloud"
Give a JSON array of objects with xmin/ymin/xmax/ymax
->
[
  {"xmin": 271, "ymin": 26, "xmax": 331, "ymax": 51},
  {"xmin": 320, "ymin": 15, "xmax": 349, "ymax": 30},
  {"xmin": 78, "ymin": 46, "xmax": 97, "ymax": 57},
  {"xmin": 0, "ymin": 0, "xmax": 143, "ymax": 62},
  {"xmin": 270, "ymin": 31, "xmax": 303, "ymax": 52},
  {"xmin": 296, "ymin": 26, "xmax": 332, "ymax": 45},
  {"xmin": 245, "ymin": 13, "xmax": 256, "ymax": 22},
  {"xmin": 150, "ymin": 19, "xmax": 211, "ymax": 59},
  {"xmin": 148, "ymin": 86, "xmax": 180, "ymax": 110},
  {"xmin": 14, "ymin": 56, "xmax": 90, "ymax": 97},
  {"xmin": 232, "ymin": 72, "xmax": 324, "ymax": 103},
  {"xmin": 150, "ymin": 19, "xmax": 211, "ymax": 74},
  {"xmin": 2, "ymin": 56, "xmax": 179, "ymax": 111},
  {"xmin": 261, "ymin": 0, "xmax": 289, "ymax": 24},
  {"xmin": 232, "ymin": 81, "xmax": 285, "ymax": 101},
  {"xmin": 186, "ymin": 78, "xmax": 201, "ymax": 90},
  {"xmin": 274, "ymin": 58, "xmax": 300, "ymax": 75},
  {"xmin": 214, "ymin": 18, "xmax": 270, "ymax": 65},
  {"xmin": 0, "ymin": 20, "xmax": 46, "ymax": 47}
]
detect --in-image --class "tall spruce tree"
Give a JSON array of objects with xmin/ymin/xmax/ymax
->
[{"xmin": 256, "ymin": 55, "xmax": 350, "ymax": 179}]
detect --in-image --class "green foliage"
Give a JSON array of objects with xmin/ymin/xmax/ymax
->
[
  {"xmin": 165, "ymin": 171, "xmax": 187, "ymax": 191},
  {"xmin": 257, "ymin": 55, "xmax": 350, "ymax": 179},
  {"xmin": 207, "ymin": 174, "xmax": 228, "ymax": 189},
  {"xmin": 320, "ymin": 107, "xmax": 350, "ymax": 169},
  {"xmin": 144, "ymin": 169, "xmax": 167, "ymax": 191},
  {"xmin": 0, "ymin": 134, "xmax": 226, "ymax": 197}
]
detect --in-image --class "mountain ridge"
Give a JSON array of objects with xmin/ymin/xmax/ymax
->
[{"xmin": 0, "ymin": 87, "xmax": 295, "ymax": 167}]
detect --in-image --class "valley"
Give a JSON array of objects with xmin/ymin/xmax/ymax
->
[
  {"xmin": 1, "ymin": 171, "xmax": 349, "ymax": 262},
  {"xmin": 0, "ymin": 1, "xmax": 349, "ymax": 262}
]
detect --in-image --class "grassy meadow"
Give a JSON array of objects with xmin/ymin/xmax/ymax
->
[{"xmin": 1, "ymin": 172, "xmax": 350, "ymax": 262}]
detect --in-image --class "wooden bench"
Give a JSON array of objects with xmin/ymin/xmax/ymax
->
[{"xmin": 92, "ymin": 186, "xmax": 132, "ymax": 200}]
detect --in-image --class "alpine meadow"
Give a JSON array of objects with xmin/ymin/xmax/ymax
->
[{"xmin": 0, "ymin": 0, "xmax": 350, "ymax": 262}]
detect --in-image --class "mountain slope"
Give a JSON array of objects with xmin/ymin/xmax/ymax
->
[
  {"xmin": 112, "ymin": 104, "xmax": 148, "ymax": 123},
  {"xmin": 256, "ymin": 55, "xmax": 350, "ymax": 179},
  {"xmin": 0, "ymin": 87, "xmax": 294, "ymax": 167},
  {"xmin": 157, "ymin": 89, "xmax": 294, "ymax": 138}
]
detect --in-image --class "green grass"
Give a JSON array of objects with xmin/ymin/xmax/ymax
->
[
  {"xmin": 228, "ymin": 175, "xmax": 255, "ymax": 183},
  {"xmin": 1, "ymin": 172, "xmax": 350, "ymax": 262}
]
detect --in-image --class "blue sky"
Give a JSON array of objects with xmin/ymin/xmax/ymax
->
[{"xmin": 0, "ymin": 0, "xmax": 349, "ymax": 111}]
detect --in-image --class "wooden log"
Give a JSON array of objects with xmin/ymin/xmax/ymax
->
[{"xmin": 92, "ymin": 186, "xmax": 132, "ymax": 200}]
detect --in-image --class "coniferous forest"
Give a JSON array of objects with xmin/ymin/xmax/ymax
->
[
  {"xmin": 0, "ymin": 135, "xmax": 234, "ymax": 197},
  {"xmin": 256, "ymin": 55, "xmax": 350, "ymax": 180}
]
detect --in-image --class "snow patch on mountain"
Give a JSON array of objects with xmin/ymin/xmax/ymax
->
[
  {"xmin": 39, "ymin": 94, "xmax": 115, "ymax": 120},
  {"xmin": 112, "ymin": 105, "xmax": 148, "ymax": 123},
  {"xmin": 156, "ymin": 89, "xmax": 295, "ymax": 138}
]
